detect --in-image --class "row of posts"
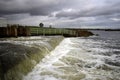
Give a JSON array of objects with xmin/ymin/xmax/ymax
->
[{"xmin": 0, "ymin": 25, "xmax": 31, "ymax": 37}]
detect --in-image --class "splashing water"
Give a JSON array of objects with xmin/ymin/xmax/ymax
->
[{"xmin": 23, "ymin": 32, "xmax": 120, "ymax": 80}]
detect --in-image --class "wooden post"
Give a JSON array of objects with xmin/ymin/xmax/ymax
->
[
  {"xmin": 24, "ymin": 27, "xmax": 30, "ymax": 36},
  {"xmin": 76, "ymin": 31, "xmax": 78, "ymax": 37},
  {"xmin": 71, "ymin": 30, "xmax": 73, "ymax": 35},
  {"xmin": 10, "ymin": 26, "xmax": 17, "ymax": 37},
  {"xmin": 73, "ymin": 31, "xmax": 75, "ymax": 36},
  {"xmin": 7, "ymin": 26, "xmax": 11, "ymax": 37},
  {"xmin": 17, "ymin": 26, "xmax": 23, "ymax": 36},
  {"xmin": 6, "ymin": 27, "xmax": 9, "ymax": 37},
  {"xmin": 72, "ymin": 31, "xmax": 73, "ymax": 36}
]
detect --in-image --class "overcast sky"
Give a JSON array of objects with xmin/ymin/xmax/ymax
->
[{"xmin": 0, "ymin": 0, "xmax": 120, "ymax": 28}]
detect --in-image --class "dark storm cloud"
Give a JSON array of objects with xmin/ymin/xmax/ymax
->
[
  {"xmin": 1, "ymin": 0, "xmax": 120, "ymax": 18},
  {"xmin": 0, "ymin": 0, "xmax": 64, "ymax": 16},
  {"xmin": 0, "ymin": 0, "xmax": 120, "ymax": 28},
  {"xmin": 55, "ymin": 1, "xmax": 120, "ymax": 19}
]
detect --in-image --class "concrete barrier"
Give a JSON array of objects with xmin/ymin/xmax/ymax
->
[
  {"xmin": 0, "ymin": 26, "xmax": 30, "ymax": 37},
  {"xmin": 17, "ymin": 26, "xmax": 30, "ymax": 36}
]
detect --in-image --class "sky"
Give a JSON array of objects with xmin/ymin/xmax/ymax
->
[{"xmin": 0, "ymin": 0, "xmax": 120, "ymax": 29}]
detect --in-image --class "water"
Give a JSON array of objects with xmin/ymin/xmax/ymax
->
[
  {"xmin": 23, "ymin": 31, "xmax": 120, "ymax": 80},
  {"xmin": 0, "ymin": 36, "xmax": 53, "ymax": 58}
]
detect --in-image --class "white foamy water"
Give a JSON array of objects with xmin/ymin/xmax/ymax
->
[
  {"xmin": 23, "ymin": 38, "xmax": 72, "ymax": 80},
  {"xmin": 23, "ymin": 33, "xmax": 120, "ymax": 80},
  {"xmin": 0, "ymin": 36, "xmax": 54, "ymax": 51}
]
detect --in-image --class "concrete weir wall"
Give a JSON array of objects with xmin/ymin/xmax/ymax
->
[
  {"xmin": 0, "ymin": 25, "xmax": 30, "ymax": 37},
  {"xmin": 0, "ymin": 36, "xmax": 64, "ymax": 80}
]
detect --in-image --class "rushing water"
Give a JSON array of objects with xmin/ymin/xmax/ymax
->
[{"xmin": 23, "ymin": 31, "xmax": 120, "ymax": 80}]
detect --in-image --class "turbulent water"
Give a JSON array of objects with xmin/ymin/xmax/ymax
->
[{"xmin": 23, "ymin": 31, "xmax": 120, "ymax": 80}]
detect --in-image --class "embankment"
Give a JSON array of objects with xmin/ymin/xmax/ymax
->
[
  {"xmin": 69, "ymin": 29, "xmax": 94, "ymax": 37},
  {"xmin": 0, "ymin": 36, "xmax": 64, "ymax": 80}
]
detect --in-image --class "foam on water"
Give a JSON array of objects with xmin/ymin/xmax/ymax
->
[
  {"xmin": 23, "ymin": 38, "xmax": 72, "ymax": 80},
  {"xmin": 23, "ymin": 37, "xmax": 120, "ymax": 80},
  {"xmin": 0, "ymin": 36, "xmax": 53, "ymax": 50}
]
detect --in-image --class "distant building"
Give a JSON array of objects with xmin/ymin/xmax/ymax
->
[{"xmin": 0, "ymin": 17, "xmax": 7, "ymax": 27}]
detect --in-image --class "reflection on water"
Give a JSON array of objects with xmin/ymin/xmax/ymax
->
[{"xmin": 24, "ymin": 31, "xmax": 120, "ymax": 80}]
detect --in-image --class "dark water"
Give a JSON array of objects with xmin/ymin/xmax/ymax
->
[
  {"xmin": 23, "ymin": 31, "xmax": 120, "ymax": 80},
  {"xmin": 90, "ymin": 31, "xmax": 120, "ymax": 66},
  {"xmin": 91, "ymin": 30, "xmax": 120, "ymax": 39}
]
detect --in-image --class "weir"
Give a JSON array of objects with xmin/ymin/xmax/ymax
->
[
  {"xmin": 0, "ymin": 27, "xmax": 93, "ymax": 80},
  {"xmin": 0, "ymin": 36, "xmax": 64, "ymax": 80}
]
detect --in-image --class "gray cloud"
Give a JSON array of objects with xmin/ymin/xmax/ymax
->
[
  {"xmin": 0, "ymin": 0, "xmax": 120, "ymax": 28},
  {"xmin": 0, "ymin": 0, "xmax": 63, "ymax": 16},
  {"xmin": 1, "ymin": 0, "xmax": 120, "ymax": 17},
  {"xmin": 55, "ymin": 1, "xmax": 120, "ymax": 19}
]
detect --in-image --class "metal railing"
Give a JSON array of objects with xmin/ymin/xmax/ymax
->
[{"xmin": 30, "ymin": 27, "xmax": 76, "ymax": 36}]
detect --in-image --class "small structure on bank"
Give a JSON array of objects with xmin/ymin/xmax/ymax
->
[{"xmin": 0, "ymin": 18, "xmax": 30, "ymax": 37}]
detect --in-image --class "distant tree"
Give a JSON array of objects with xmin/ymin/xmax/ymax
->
[
  {"xmin": 49, "ymin": 25, "xmax": 52, "ymax": 28},
  {"xmin": 39, "ymin": 23, "xmax": 44, "ymax": 28}
]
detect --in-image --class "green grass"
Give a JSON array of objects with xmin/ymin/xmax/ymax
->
[{"xmin": 30, "ymin": 27, "xmax": 76, "ymax": 36}]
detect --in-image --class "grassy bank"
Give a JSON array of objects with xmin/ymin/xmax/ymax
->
[{"xmin": 69, "ymin": 29, "xmax": 94, "ymax": 37}]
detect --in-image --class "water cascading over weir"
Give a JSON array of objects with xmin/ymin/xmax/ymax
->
[{"xmin": 0, "ymin": 36, "xmax": 64, "ymax": 80}]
